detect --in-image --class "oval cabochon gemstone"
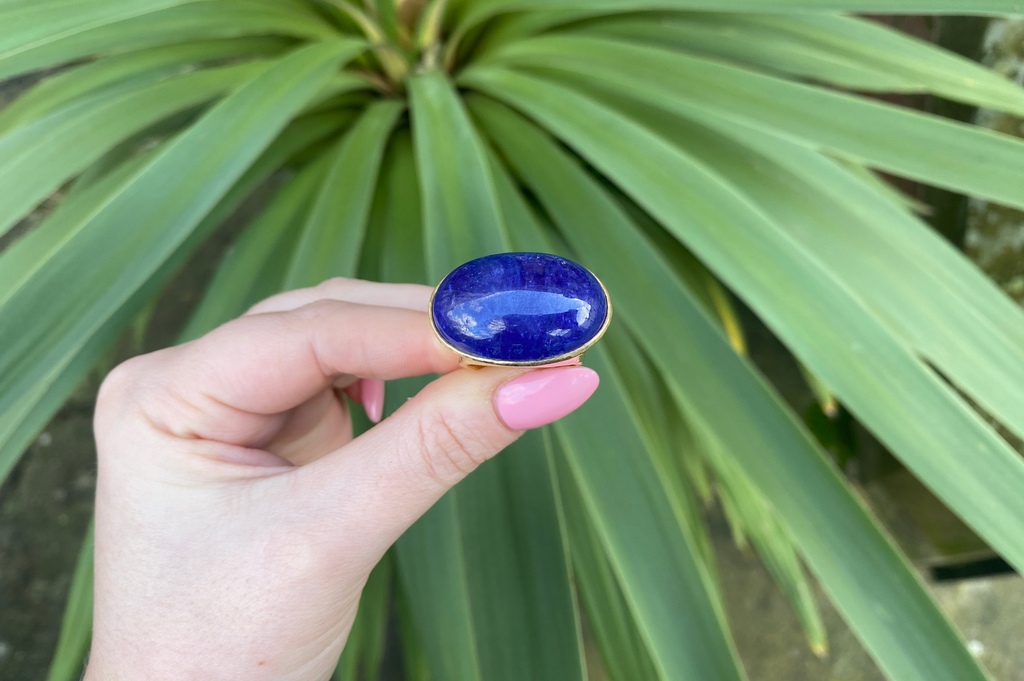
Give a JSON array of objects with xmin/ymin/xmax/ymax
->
[{"xmin": 432, "ymin": 252, "xmax": 609, "ymax": 363}]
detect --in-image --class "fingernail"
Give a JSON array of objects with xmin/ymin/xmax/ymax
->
[
  {"xmin": 494, "ymin": 367, "xmax": 599, "ymax": 431},
  {"xmin": 362, "ymin": 379, "xmax": 385, "ymax": 423}
]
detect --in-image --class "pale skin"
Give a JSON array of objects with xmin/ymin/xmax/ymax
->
[{"xmin": 84, "ymin": 278, "xmax": 598, "ymax": 681}]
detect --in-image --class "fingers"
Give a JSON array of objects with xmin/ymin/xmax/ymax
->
[
  {"xmin": 246, "ymin": 278, "xmax": 432, "ymax": 315},
  {"xmin": 264, "ymin": 389, "xmax": 352, "ymax": 465},
  {"xmin": 104, "ymin": 299, "xmax": 459, "ymax": 445},
  {"xmin": 360, "ymin": 379, "xmax": 385, "ymax": 423},
  {"xmin": 246, "ymin": 279, "xmax": 416, "ymax": 428},
  {"xmin": 300, "ymin": 366, "xmax": 600, "ymax": 559}
]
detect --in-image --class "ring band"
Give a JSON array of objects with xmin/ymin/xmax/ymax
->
[{"xmin": 429, "ymin": 253, "xmax": 612, "ymax": 369}]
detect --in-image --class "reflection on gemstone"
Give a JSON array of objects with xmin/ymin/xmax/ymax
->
[
  {"xmin": 446, "ymin": 291, "xmax": 592, "ymax": 340},
  {"xmin": 431, "ymin": 252, "xmax": 609, "ymax": 363}
]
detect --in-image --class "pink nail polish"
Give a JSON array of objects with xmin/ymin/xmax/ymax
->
[
  {"xmin": 494, "ymin": 368, "xmax": 600, "ymax": 431},
  {"xmin": 362, "ymin": 379, "xmax": 385, "ymax": 423}
]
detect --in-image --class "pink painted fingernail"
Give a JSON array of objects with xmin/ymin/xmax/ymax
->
[
  {"xmin": 362, "ymin": 379, "xmax": 385, "ymax": 423},
  {"xmin": 494, "ymin": 368, "xmax": 600, "ymax": 431}
]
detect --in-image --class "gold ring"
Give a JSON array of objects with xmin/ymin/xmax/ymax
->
[{"xmin": 429, "ymin": 253, "xmax": 612, "ymax": 369}]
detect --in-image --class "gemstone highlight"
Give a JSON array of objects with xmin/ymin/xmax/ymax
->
[{"xmin": 431, "ymin": 253, "xmax": 609, "ymax": 363}]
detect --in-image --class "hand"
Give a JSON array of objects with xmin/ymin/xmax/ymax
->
[{"xmin": 84, "ymin": 279, "xmax": 599, "ymax": 681}]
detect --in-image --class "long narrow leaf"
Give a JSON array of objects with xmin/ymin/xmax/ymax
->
[
  {"xmin": 0, "ymin": 148, "xmax": 159, "ymax": 483},
  {"xmin": 45, "ymin": 520, "xmax": 95, "ymax": 681},
  {"xmin": 356, "ymin": 138, "xmax": 400, "ymax": 283},
  {"xmin": 476, "ymin": 67, "xmax": 1024, "ymax": 569},
  {"xmin": 179, "ymin": 156, "xmax": 332, "ymax": 342},
  {"xmin": 573, "ymin": 14, "xmax": 913, "ymax": 91},
  {"xmin": 0, "ymin": 0, "xmax": 190, "ymax": 64},
  {"xmin": 23, "ymin": 128, "xmax": 310, "ymax": 667},
  {"xmin": 552, "ymin": 433, "xmax": 661, "ymax": 681},
  {"xmin": 474, "ymin": 95, "xmax": 746, "ymax": 681},
  {"xmin": 574, "ymin": 11, "xmax": 1024, "ymax": 114},
  {"xmin": 0, "ymin": 0, "xmax": 338, "ymax": 80},
  {"xmin": 393, "ymin": 441, "xmax": 481, "ymax": 681},
  {"xmin": 0, "ymin": 40, "xmax": 360, "ymax": 419},
  {"xmin": 736, "ymin": 13, "xmax": 1024, "ymax": 112},
  {"xmin": 379, "ymin": 203, "xmax": 467, "ymax": 680},
  {"xmin": 456, "ymin": 0, "xmax": 1024, "ymax": 38},
  {"xmin": 462, "ymin": 432, "xmax": 588, "ymax": 681},
  {"xmin": 409, "ymin": 69, "xmax": 507, "ymax": 279},
  {"xmin": 379, "ymin": 130, "xmax": 426, "ymax": 286},
  {"xmin": 398, "ymin": 68, "xmax": 584, "ymax": 681},
  {"xmin": 598, "ymin": 325, "xmax": 721, "ymax": 578},
  {"xmin": 485, "ymin": 134, "xmax": 728, "ymax": 624},
  {"xmin": 334, "ymin": 551, "xmax": 393, "ymax": 681},
  {"xmin": 0, "ymin": 93, "xmax": 350, "ymax": 488},
  {"xmin": 0, "ymin": 37, "xmax": 292, "ymax": 134},
  {"xmin": 0, "ymin": 145, "xmax": 160, "ymax": 308},
  {"xmin": 375, "ymin": 0, "xmax": 401, "ymax": 44},
  {"xmin": 285, "ymin": 99, "xmax": 405, "ymax": 287},
  {"xmin": 553, "ymin": 345, "xmax": 747, "ymax": 681},
  {"xmin": 691, "ymin": 423, "xmax": 828, "ymax": 654},
  {"xmin": 618, "ymin": 103, "xmax": 1024, "ymax": 447},
  {"xmin": 394, "ymin": 575, "xmax": 434, "ymax": 681},
  {"xmin": 481, "ymin": 34, "xmax": 1024, "ymax": 210},
  {"xmin": 0, "ymin": 60, "xmax": 273, "ymax": 237},
  {"xmin": 458, "ymin": 83, "xmax": 990, "ymax": 681},
  {"xmin": 514, "ymin": 63, "xmax": 1024, "ymax": 478}
]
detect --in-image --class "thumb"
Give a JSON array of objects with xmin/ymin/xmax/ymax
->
[{"xmin": 299, "ymin": 365, "xmax": 599, "ymax": 557}]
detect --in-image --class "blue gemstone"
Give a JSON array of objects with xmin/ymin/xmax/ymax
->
[{"xmin": 432, "ymin": 252, "xmax": 609, "ymax": 363}]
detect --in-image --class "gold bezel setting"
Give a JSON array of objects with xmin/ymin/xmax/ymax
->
[{"xmin": 428, "ymin": 266, "xmax": 612, "ymax": 369}]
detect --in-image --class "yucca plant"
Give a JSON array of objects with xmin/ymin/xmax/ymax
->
[{"xmin": 4, "ymin": 1, "xmax": 1024, "ymax": 680}]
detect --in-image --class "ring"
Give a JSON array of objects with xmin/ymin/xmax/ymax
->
[{"xmin": 429, "ymin": 252, "xmax": 612, "ymax": 369}]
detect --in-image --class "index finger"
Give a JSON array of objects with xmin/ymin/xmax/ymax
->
[
  {"xmin": 141, "ymin": 299, "xmax": 459, "ymax": 423},
  {"xmin": 245, "ymin": 278, "xmax": 433, "ymax": 316}
]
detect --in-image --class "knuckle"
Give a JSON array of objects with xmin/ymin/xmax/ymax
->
[
  {"xmin": 94, "ymin": 350, "xmax": 178, "ymax": 438},
  {"xmin": 94, "ymin": 355, "xmax": 160, "ymax": 447},
  {"xmin": 243, "ymin": 291, "xmax": 289, "ymax": 316},
  {"xmin": 97, "ymin": 355, "xmax": 147, "ymax": 407},
  {"xmin": 314, "ymin": 277, "xmax": 357, "ymax": 295},
  {"xmin": 293, "ymin": 298, "xmax": 347, "ymax": 322},
  {"xmin": 414, "ymin": 407, "xmax": 501, "ymax": 487}
]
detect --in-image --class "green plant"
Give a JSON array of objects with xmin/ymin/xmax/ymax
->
[{"xmin": 3, "ymin": 1, "xmax": 1024, "ymax": 680}]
